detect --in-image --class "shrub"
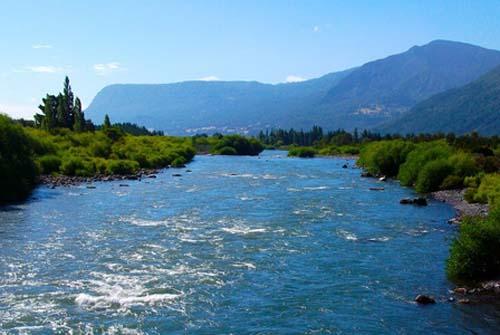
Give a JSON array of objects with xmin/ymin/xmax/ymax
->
[
  {"xmin": 448, "ymin": 153, "xmax": 478, "ymax": 178},
  {"xmin": 358, "ymin": 140, "xmax": 415, "ymax": 177},
  {"xmin": 474, "ymin": 174, "xmax": 500, "ymax": 209},
  {"xmin": 0, "ymin": 115, "xmax": 38, "ymax": 202},
  {"xmin": 106, "ymin": 159, "xmax": 139, "ymax": 175},
  {"xmin": 211, "ymin": 135, "xmax": 264, "ymax": 156},
  {"xmin": 38, "ymin": 155, "xmax": 62, "ymax": 174},
  {"xmin": 61, "ymin": 157, "xmax": 94, "ymax": 176},
  {"xmin": 288, "ymin": 147, "xmax": 316, "ymax": 158},
  {"xmin": 447, "ymin": 208, "xmax": 500, "ymax": 281},
  {"xmin": 415, "ymin": 159, "xmax": 454, "ymax": 193},
  {"xmin": 171, "ymin": 156, "xmax": 187, "ymax": 167},
  {"xmin": 398, "ymin": 141, "xmax": 452, "ymax": 186},
  {"xmin": 440, "ymin": 175, "xmax": 464, "ymax": 190},
  {"xmin": 215, "ymin": 146, "xmax": 238, "ymax": 155}
]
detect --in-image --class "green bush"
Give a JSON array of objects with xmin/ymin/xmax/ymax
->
[
  {"xmin": 448, "ymin": 152, "xmax": 478, "ymax": 178},
  {"xmin": 106, "ymin": 159, "xmax": 139, "ymax": 175},
  {"xmin": 474, "ymin": 174, "xmax": 500, "ymax": 209},
  {"xmin": 358, "ymin": 140, "xmax": 415, "ymax": 177},
  {"xmin": 440, "ymin": 175, "xmax": 464, "ymax": 190},
  {"xmin": 0, "ymin": 115, "xmax": 38, "ymax": 203},
  {"xmin": 38, "ymin": 155, "xmax": 61, "ymax": 174},
  {"xmin": 215, "ymin": 146, "xmax": 237, "ymax": 155},
  {"xmin": 60, "ymin": 157, "xmax": 94, "ymax": 176},
  {"xmin": 171, "ymin": 156, "xmax": 187, "ymax": 167},
  {"xmin": 211, "ymin": 135, "xmax": 264, "ymax": 156},
  {"xmin": 398, "ymin": 141, "xmax": 452, "ymax": 186},
  {"xmin": 415, "ymin": 159, "xmax": 454, "ymax": 193},
  {"xmin": 447, "ymin": 208, "xmax": 500, "ymax": 281},
  {"xmin": 288, "ymin": 147, "xmax": 316, "ymax": 158}
]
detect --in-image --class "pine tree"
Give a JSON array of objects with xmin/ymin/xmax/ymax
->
[
  {"xmin": 63, "ymin": 76, "xmax": 74, "ymax": 128},
  {"xmin": 73, "ymin": 97, "xmax": 85, "ymax": 132},
  {"xmin": 103, "ymin": 114, "xmax": 111, "ymax": 129},
  {"xmin": 55, "ymin": 94, "xmax": 66, "ymax": 127}
]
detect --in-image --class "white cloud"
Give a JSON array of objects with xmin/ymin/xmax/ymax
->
[
  {"xmin": 198, "ymin": 75, "xmax": 220, "ymax": 81},
  {"xmin": 93, "ymin": 62, "xmax": 122, "ymax": 75},
  {"xmin": 285, "ymin": 75, "xmax": 306, "ymax": 83},
  {"xmin": 25, "ymin": 66, "xmax": 63, "ymax": 73},
  {"xmin": 313, "ymin": 25, "xmax": 320, "ymax": 33},
  {"xmin": 32, "ymin": 44, "xmax": 52, "ymax": 49}
]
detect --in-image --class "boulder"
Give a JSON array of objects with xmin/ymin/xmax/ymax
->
[
  {"xmin": 379, "ymin": 176, "xmax": 387, "ymax": 181},
  {"xmin": 413, "ymin": 197, "xmax": 428, "ymax": 206},
  {"xmin": 342, "ymin": 164, "xmax": 348, "ymax": 169},
  {"xmin": 415, "ymin": 294, "xmax": 436, "ymax": 304},
  {"xmin": 400, "ymin": 198, "xmax": 413, "ymax": 204},
  {"xmin": 172, "ymin": 174, "xmax": 182, "ymax": 177},
  {"xmin": 369, "ymin": 187, "xmax": 385, "ymax": 191},
  {"xmin": 454, "ymin": 287, "xmax": 467, "ymax": 295}
]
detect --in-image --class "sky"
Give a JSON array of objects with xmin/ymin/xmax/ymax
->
[{"xmin": 1, "ymin": 0, "xmax": 500, "ymax": 119}]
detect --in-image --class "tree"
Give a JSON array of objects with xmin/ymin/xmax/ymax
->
[
  {"xmin": 73, "ymin": 97, "xmax": 85, "ymax": 132},
  {"xmin": 103, "ymin": 114, "xmax": 111, "ymax": 129},
  {"xmin": 63, "ymin": 76, "xmax": 74, "ymax": 127},
  {"xmin": 55, "ymin": 94, "xmax": 66, "ymax": 127}
]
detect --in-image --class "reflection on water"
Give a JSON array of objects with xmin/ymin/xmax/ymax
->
[{"xmin": 0, "ymin": 151, "xmax": 499, "ymax": 334}]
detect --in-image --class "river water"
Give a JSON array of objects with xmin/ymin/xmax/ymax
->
[{"xmin": 1, "ymin": 151, "xmax": 499, "ymax": 334}]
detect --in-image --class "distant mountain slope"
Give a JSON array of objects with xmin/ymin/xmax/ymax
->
[
  {"xmin": 312, "ymin": 40, "xmax": 500, "ymax": 129},
  {"xmin": 85, "ymin": 69, "xmax": 353, "ymax": 134},
  {"xmin": 85, "ymin": 40, "xmax": 500, "ymax": 134},
  {"xmin": 377, "ymin": 65, "xmax": 500, "ymax": 135}
]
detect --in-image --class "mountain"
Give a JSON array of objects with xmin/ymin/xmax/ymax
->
[
  {"xmin": 377, "ymin": 65, "xmax": 500, "ymax": 135},
  {"xmin": 85, "ymin": 69, "xmax": 354, "ymax": 134},
  {"xmin": 85, "ymin": 40, "xmax": 500, "ymax": 134}
]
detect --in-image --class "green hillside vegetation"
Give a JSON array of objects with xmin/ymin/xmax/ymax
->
[{"xmin": 379, "ymin": 65, "xmax": 500, "ymax": 135}]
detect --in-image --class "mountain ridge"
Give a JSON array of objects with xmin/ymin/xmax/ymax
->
[{"xmin": 85, "ymin": 40, "xmax": 500, "ymax": 134}]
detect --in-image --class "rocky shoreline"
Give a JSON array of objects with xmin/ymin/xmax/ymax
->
[
  {"xmin": 431, "ymin": 189, "xmax": 489, "ymax": 222},
  {"xmin": 38, "ymin": 168, "xmax": 161, "ymax": 188}
]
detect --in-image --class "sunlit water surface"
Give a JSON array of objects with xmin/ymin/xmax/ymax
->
[{"xmin": 1, "ymin": 151, "xmax": 499, "ymax": 334}]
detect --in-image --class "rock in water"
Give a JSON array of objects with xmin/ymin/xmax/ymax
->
[
  {"xmin": 342, "ymin": 164, "xmax": 348, "ymax": 169},
  {"xmin": 413, "ymin": 197, "xmax": 428, "ymax": 206},
  {"xmin": 415, "ymin": 295, "xmax": 436, "ymax": 304},
  {"xmin": 400, "ymin": 198, "xmax": 413, "ymax": 204},
  {"xmin": 369, "ymin": 187, "xmax": 385, "ymax": 191},
  {"xmin": 379, "ymin": 176, "xmax": 387, "ymax": 181}
]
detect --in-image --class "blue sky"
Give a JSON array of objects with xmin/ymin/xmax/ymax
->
[{"xmin": 1, "ymin": 0, "xmax": 500, "ymax": 119}]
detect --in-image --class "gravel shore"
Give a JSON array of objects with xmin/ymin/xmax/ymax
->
[{"xmin": 432, "ymin": 189, "xmax": 489, "ymax": 221}]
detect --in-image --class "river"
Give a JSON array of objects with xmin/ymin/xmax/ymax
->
[{"xmin": 1, "ymin": 151, "xmax": 499, "ymax": 334}]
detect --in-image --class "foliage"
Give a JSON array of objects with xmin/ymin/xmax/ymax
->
[
  {"xmin": 193, "ymin": 134, "xmax": 264, "ymax": 156},
  {"xmin": 415, "ymin": 159, "xmax": 454, "ymax": 193},
  {"xmin": 24, "ymin": 128, "xmax": 195, "ymax": 177},
  {"xmin": 447, "ymin": 208, "xmax": 500, "ymax": 281},
  {"xmin": 357, "ymin": 140, "xmax": 415, "ymax": 177},
  {"xmin": 288, "ymin": 147, "xmax": 316, "ymax": 158},
  {"xmin": 34, "ymin": 77, "xmax": 93, "ymax": 132},
  {"xmin": 439, "ymin": 175, "xmax": 464, "ymax": 190},
  {"xmin": 0, "ymin": 115, "xmax": 38, "ymax": 203},
  {"xmin": 466, "ymin": 174, "xmax": 500, "ymax": 209},
  {"xmin": 397, "ymin": 141, "xmax": 453, "ymax": 186}
]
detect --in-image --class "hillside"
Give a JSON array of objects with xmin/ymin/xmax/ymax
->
[
  {"xmin": 377, "ymin": 65, "xmax": 500, "ymax": 135},
  {"xmin": 85, "ymin": 40, "xmax": 500, "ymax": 134}
]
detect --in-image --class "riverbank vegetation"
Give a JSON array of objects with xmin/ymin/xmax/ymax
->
[
  {"xmin": 0, "ymin": 115, "xmax": 38, "ymax": 203},
  {"xmin": 192, "ymin": 134, "xmax": 264, "ymax": 156}
]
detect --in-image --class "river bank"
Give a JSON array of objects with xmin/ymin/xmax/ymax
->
[{"xmin": 432, "ymin": 189, "xmax": 489, "ymax": 221}]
